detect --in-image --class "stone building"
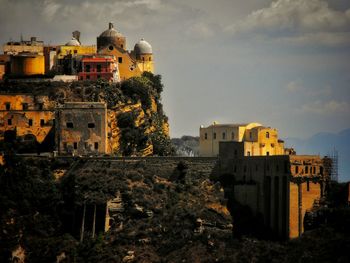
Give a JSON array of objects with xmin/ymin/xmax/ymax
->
[
  {"xmin": 199, "ymin": 122, "xmax": 285, "ymax": 157},
  {"xmin": 219, "ymin": 141, "xmax": 329, "ymax": 239},
  {"xmin": 55, "ymin": 102, "xmax": 108, "ymax": 155},
  {"xmin": 0, "ymin": 94, "xmax": 54, "ymax": 144}
]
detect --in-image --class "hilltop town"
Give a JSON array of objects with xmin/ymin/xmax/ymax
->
[{"xmin": 0, "ymin": 23, "xmax": 349, "ymax": 263}]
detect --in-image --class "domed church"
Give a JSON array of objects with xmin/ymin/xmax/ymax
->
[{"xmin": 97, "ymin": 22, "xmax": 154, "ymax": 80}]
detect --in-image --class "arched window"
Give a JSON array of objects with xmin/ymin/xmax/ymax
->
[{"xmin": 266, "ymin": 132, "xmax": 270, "ymax": 138}]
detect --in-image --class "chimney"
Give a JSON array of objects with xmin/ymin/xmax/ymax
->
[
  {"xmin": 109, "ymin": 22, "xmax": 114, "ymax": 30},
  {"xmin": 72, "ymin": 31, "xmax": 81, "ymax": 44}
]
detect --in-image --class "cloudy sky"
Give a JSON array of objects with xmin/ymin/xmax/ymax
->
[{"xmin": 1, "ymin": 0, "xmax": 349, "ymax": 140}]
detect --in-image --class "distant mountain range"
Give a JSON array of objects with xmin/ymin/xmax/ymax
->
[{"xmin": 284, "ymin": 128, "xmax": 350, "ymax": 182}]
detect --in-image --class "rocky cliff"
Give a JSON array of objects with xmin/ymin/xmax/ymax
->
[{"xmin": 0, "ymin": 72, "xmax": 173, "ymax": 156}]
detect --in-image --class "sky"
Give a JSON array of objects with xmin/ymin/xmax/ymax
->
[{"xmin": 0, "ymin": 0, "xmax": 349, "ymax": 140}]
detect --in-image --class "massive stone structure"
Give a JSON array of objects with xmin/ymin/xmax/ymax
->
[
  {"xmin": 219, "ymin": 141, "xmax": 330, "ymax": 239},
  {"xmin": 55, "ymin": 102, "xmax": 108, "ymax": 155}
]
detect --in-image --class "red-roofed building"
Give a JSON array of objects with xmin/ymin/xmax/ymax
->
[{"xmin": 78, "ymin": 55, "xmax": 119, "ymax": 82}]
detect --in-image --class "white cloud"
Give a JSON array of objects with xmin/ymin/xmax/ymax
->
[
  {"xmin": 225, "ymin": 0, "xmax": 350, "ymax": 47},
  {"xmin": 301, "ymin": 100, "xmax": 350, "ymax": 114},
  {"xmin": 286, "ymin": 80, "xmax": 304, "ymax": 92},
  {"xmin": 186, "ymin": 22, "xmax": 214, "ymax": 38},
  {"xmin": 275, "ymin": 32, "xmax": 350, "ymax": 47}
]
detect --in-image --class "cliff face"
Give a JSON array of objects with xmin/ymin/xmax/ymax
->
[{"xmin": 0, "ymin": 72, "xmax": 173, "ymax": 156}]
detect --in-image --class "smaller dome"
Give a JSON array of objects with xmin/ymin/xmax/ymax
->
[
  {"xmin": 134, "ymin": 38, "xmax": 152, "ymax": 54},
  {"xmin": 65, "ymin": 38, "xmax": 80, "ymax": 46}
]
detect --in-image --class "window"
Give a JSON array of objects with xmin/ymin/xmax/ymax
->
[
  {"xmin": 276, "ymin": 165, "xmax": 279, "ymax": 172},
  {"xmin": 204, "ymin": 133, "xmax": 207, "ymax": 140},
  {"xmin": 305, "ymin": 166, "xmax": 309, "ymax": 174},
  {"xmin": 222, "ymin": 132, "xmax": 226, "ymax": 140},
  {"xmin": 109, "ymin": 45, "xmax": 114, "ymax": 51},
  {"xmin": 38, "ymin": 103, "xmax": 43, "ymax": 110},
  {"xmin": 247, "ymin": 151, "xmax": 251, "ymax": 156},
  {"xmin": 73, "ymin": 142, "xmax": 78, "ymax": 150},
  {"xmin": 28, "ymin": 119, "xmax": 33, "ymax": 126},
  {"xmin": 86, "ymin": 75, "xmax": 90, "ymax": 80},
  {"xmin": 249, "ymin": 132, "xmax": 252, "ymax": 139},
  {"xmin": 80, "ymin": 76, "xmax": 83, "ymax": 80},
  {"xmin": 121, "ymin": 44, "xmax": 124, "ymax": 49},
  {"xmin": 213, "ymin": 132, "xmax": 216, "ymax": 140},
  {"xmin": 22, "ymin": 103, "xmax": 28, "ymax": 110},
  {"xmin": 85, "ymin": 65, "xmax": 91, "ymax": 72},
  {"xmin": 307, "ymin": 180, "xmax": 310, "ymax": 191},
  {"xmin": 5, "ymin": 103, "xmax": 11, "ymax": 110},
  {"xmin": 88, "ymin": 123, "xmax": 95, "ymax": 128},
  {"xmin": 97, "ymin": 64, "xmax": 101, "ymax": 72},
  {"xmin": 118, "ymin": 57, "xmax": 123, "ymax": 63},
  {"xmin": 266, "ymin": 151, "xmax": 270, "ymax": 156},
  {"xmin": 231, "ymin": 132, "xmax": 235, "ymax": 140},
  {"xmin": 7, "ymin": 119, "xmax": 12, "ymax": 125},
  {"xmin": 40, "ymin": 119, "xmax": 45, "ymax": 126},
  {"xmin": 142, "ymin": 57, "xmax": 145, "ymax": 61},
  {"xmin": 295, "ymin": 166, "xmax": 299, "ymax": 174},
  {"xmin": 149, "ymin": 57, "xmax": 152, "ymax": 61},
  {"xmin": 266, "ymin": 132, "xmax": 270, "ymax": 138},
  {"xmin": 66, "ymin": 122, "xmax": 74, "ymax": 128},
  {"xmin": 94, "ymin": 142, "xmax": 99, "ymax": 150}
]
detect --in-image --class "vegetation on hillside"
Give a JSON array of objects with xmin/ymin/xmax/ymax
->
[
  {"xmin": 1, "ymin": 155, "xmax": 349, "ymax": 262},
  {"xmin": 0, "ymin": 72, "xmax": 174, "ymax": 156}
]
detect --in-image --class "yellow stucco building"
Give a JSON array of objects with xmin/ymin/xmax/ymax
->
[
  {"xmin": 97, "ymin": 22, "xmax": 154, "ymax": 80},
  {"xmin": 199, "ymin": 122, "xmax": 285, "ymax": 157}
]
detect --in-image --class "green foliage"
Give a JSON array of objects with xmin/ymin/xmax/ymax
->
[
  {"xmin": 117, "ymin": 111, "xmax": 137, "ymax": 129},
  {"xmin": 149, "ymin": 113, "xmax": 174, "ymax": 156},
  {"xmin": 121, "ymin": 76, "xmax": 153, "ymax": 109},
  {"xmin": 142, "ymin": 71, "xmax": 164, "ymax": 95}
]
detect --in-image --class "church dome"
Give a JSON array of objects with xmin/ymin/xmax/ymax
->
[
  {"xmin": 65, "ymin": 38, "xmax": 80, "ymax": 46},
  {"xmin": 134, "ymin": 38, "xmax": 152, "ymax": 54},
  {"xmin": 99, "ymin": 22, "xmax": 124, "ymax": 38}
]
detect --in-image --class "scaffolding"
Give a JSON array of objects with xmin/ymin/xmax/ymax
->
[{"xmin": 325, "ymin": 148, "xmax": 339, "ymax": 182}]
